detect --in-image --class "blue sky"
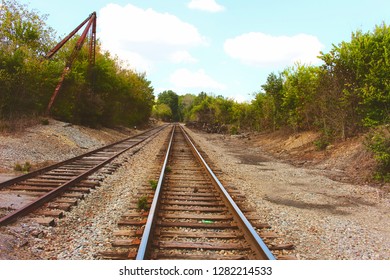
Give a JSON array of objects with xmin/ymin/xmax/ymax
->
[{"xmin": 18, "ymin": 0, "xmax": 390, "ymax": 102}]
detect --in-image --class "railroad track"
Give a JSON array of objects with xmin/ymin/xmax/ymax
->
[
  {"xmin": 102, "ymin": 125, "xmax": 294, "ymax": 260},
  {"xmin": 0, "ymin": 125, "xmax": 168, "ymax": 226}
]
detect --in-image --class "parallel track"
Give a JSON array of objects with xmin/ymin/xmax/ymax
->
[{"xmin": 0, "ymin": 125, "xmax": 168, "ymax": 226}]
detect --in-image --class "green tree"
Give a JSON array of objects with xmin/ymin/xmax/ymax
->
[
  {"xmin": 152, "ymin": 103, "xmax": 172, "ymax": 121},
  {"xmin": 282, "ymin": 63, "xmax": 321, "ymax": 131},
  {"xmin": 178, "ymin": 93, "xmax": 196, "ymax": 121},
  {"xmin": 157, "ymin": 90, "xmax": 179, "ymax": 121},
  {"xmin": 261, "ymin": 72, "xmax": 285, "ymax": 130},
  {"xmin": 0, "ymin": 0, "xmax": 57, "ymax": 118}
]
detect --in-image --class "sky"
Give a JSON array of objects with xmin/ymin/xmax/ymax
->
[{"xmin": 17, "ymin": 0, "xmax": 390, "ymax": 102}]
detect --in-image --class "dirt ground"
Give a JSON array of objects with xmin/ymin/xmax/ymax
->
[{"xmin": 237, "ymin": 129, "xmax": 381, "ymax": 186}]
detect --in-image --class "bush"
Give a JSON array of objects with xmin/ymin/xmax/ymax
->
[
  {"xmin": 365, "ymin": 126, "xmax": 390, "ymax": 182},
  {"xmin": 40, "ymin": 118, "xmax": 50, "ymax": 125},
  {"xmin": 230, "ymin": 125, "xmax": 239, "ymax": 135},
  {"xmin": 313, "ymin": 129, "xmax": 332, "ymax": 150},
  {"xmin": 14, "ymin": 161, "xmax": 32, "ymax": 173}
]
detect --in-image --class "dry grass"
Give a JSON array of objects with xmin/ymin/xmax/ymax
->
[{"xmin": 0, "ymin": 115, "xmax": 43, "ymax": 134}]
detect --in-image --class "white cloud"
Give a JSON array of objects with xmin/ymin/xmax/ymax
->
[
  {"xmin": 98, "ymin": 3, "xmax": 205, "ymax": 71},
  {"xmin": 170, "ymin": 68, "xmax": 226, "ymax": 90},
  {"xmin": 188, "ymin": 0, "xmax": 225, "ymax": 12},
  {"xmin": 224, "ymin": 32, "xmax": 324, "ymax": 67},
  {"xmin": 170, "ymin": 51, "xmax": 198, "ymax": 64},
  {"xmin": 228, "ymin": 93, "xmax": 251, "ymax": 103}
]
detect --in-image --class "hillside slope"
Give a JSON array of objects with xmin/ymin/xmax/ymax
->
[{"xmin": 0, "ymin": 119, "xmax": 136, "ymax": 180}]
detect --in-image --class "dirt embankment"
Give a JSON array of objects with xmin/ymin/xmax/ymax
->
[
  {"xmin": 234, "ymin": 129, "xmax": 384, "ymax": 189},
  {"xmin": 0, "ymin": 118, "xmax": 136, "ymax": 179}
]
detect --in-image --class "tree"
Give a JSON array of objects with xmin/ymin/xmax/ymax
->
[
  {"xmin": 0, "ymin": 0, "xmax": 155, "ymax": 127},
  {"xmin": 178, "ymin": 93, "xmax": 196, "ymax": 121},
  {"xmin": 0, "ymin": 0, "xmax": 56, "ymax": 118},
  {"xmin": 157, "ymin": 90, "xmax": 179, "ymax": 121},
  {"xmin": 282, "ymin": 63, "xmax": 321, "ymax": 131},
  {"xmin": 261, "ymin": 72, "xmax": 284, "ymax": 130},
  {"xmin": 152, "ymin": 103, "xmax": 172, "ymax": 121}
]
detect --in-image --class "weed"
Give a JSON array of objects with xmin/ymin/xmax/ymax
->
[
  {"xmin": 14, "ymin": 161, "xmax": 32, "ymax": 173},
  {"xmin": 149, "ymin": 179, "xmax": 158, "ymax": 191},
  {"xmin": 313, "ymin": 138, "xmax": 330, "ymax": 150},
  {"xmin": 14, "ymin": 163, "xmax": 23, "ymax": 172},
  {"xmin": 40, "ymin": 118, "xmax": 50, "ymax": 125},
  {"xmin": 313, "ymin": 129, "xmax": 332, "ymax": 151},
  {"xmin": 230, "ymin": 125, "xmax": 238, "ymax": 135},
  {"xmin": 137, "ymin": 196, "xmax": 149, "ymax": 211},
  {"xmin": 165, "ymin": 166, "xmax": 172, "ymax": 173}
]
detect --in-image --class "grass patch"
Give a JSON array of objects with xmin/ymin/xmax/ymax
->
[
  {"xmin": 14, "ymin": 161, "xmax": 32, "ymax": 173},
  {"xmin": 149, "ymin": 179, "xmax": 158, "ymax": 191},
  {"xmin": 137, "ymin": 196, "xmax": 149, "ymax": 211}
]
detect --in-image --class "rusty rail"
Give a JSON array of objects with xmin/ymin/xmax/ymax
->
[
  {"xmin": 135, "ymin": 124, "xmax": 276, "ymax": 260},
  {"xmin": 136, "ymin": 125, "xmax": 175, "ymax": 260},
  {"xmin": 180, "ymin": 125, "xmax": 275, "ymax": 260}
]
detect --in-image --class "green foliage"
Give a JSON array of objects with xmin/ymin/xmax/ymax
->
[
  {"xmin": 149, "ymin": 179, "xmax": 158, "ymax": 191},
  {"xmin": 281, "ymin": 64, "xmax": 320, "ymax": 131},
  {"xmin": 14, "ymin": 161, "xmax": 31, "ymax": 173},
  {"xmin": 313, "ymin": 129, "xmax": 332, "ymax": 151},
  {"xmin": 40, "ymin": 118, "xmax": 50, "ymax": 125},
  {"xmin": 157, "ymin": 90, "xmax": 179, "ymax": 121},
  {"xmin": 178, "ymin": 94, "xmax": 196, "ymax": 121},
  {"xmin": 229, "ymin": 125, "xmax": 238, "ymax": 135},
  {"xmin": 0, "ymin": 0, "xmax": 57, "ymax": 118},
  {"xmin": 152, "ymin": 103, "xmax": 172, "ymax": 121},
  {"xmin": 318, "ymin": 23, "xmax": 390, "ymax": 135},
  {"xmin": 137, "ymin": 196, "xmax": 149, "ymax": 211},
  {"xmin": 365, "ymin": 126, "xmax": 390, "ymax": 182},
  {"xmin": 0, "ymin": 1, "xmax": 154, "ymax": 128}
]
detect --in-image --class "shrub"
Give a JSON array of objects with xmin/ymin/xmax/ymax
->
[
  {"xmin": 230, "ymin": 125, "xmax": 238, "ymax": 135},
  {"xmin": 137, "ymin": 196, "xmax": 149, "ymax": 211},
  {"xmin": 40, "ymin": 118, "xmax": 50, "ymax": 125},
  {"xmin": 149, "ymin": 179, "xmax": 158, "ymax": 191},
  {"xmin": 365, "ymin": 126, "xmax": 390, "ymax": 182},
  {"xmin": 14, "ymin": 161, "xmax": 32, "ymax": 173}
]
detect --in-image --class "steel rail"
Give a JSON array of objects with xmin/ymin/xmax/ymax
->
[
  {"xmin": 136, "ymin": 125, "xmax": 175, "ymax": 260},
  {"xmin": 136, "ymin": 124, "xmax": 275, "ymax": 260},
  {"xmin": 179, "ymin": 125, "xmax": 276, "ymax": 260},
  {"xmin": 0, "ymin": 125, "xmax": 169, "ymax": 226}
]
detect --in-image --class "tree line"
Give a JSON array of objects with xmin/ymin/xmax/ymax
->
[
  {"xmin": 0, "ymin": 0, "xmax": 154, "ymax": 127},
  {"xmin": 157, "ymin": 24, "xmax": 389, "ymax": 136},
  {"xmin": 154, "ymin": 24, "xmax": 389, "ymax": 181}
]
